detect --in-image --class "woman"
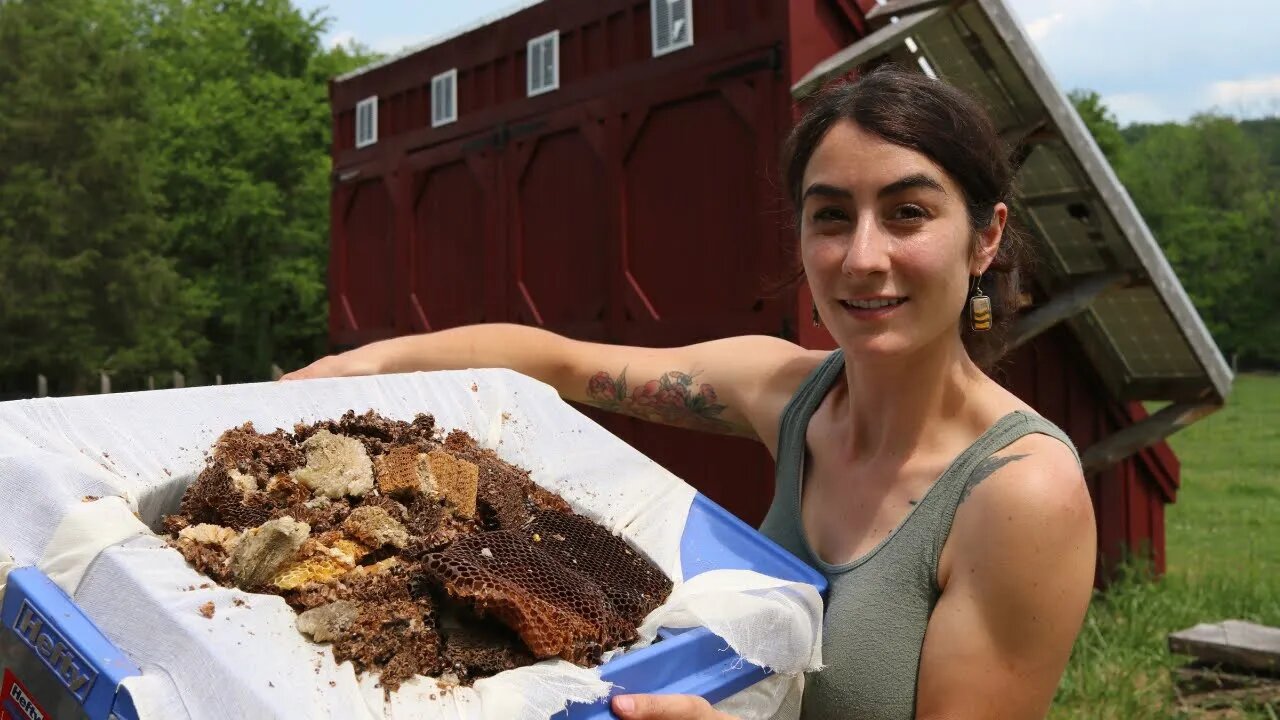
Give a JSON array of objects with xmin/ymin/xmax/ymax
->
[{"xmin": 284, "ymin": 68, "xmax": 1096, "ymax": 720}]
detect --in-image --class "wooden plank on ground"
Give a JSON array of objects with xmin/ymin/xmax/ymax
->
[{"xmin": 1168, "ymin": 620, "xmax": 1280, "ymax": 674}]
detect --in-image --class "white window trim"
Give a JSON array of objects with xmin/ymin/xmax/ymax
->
[
  {"xmin": 651, "ymin": 0, "xmax": 694, "ymax": 58},
  {"xmin": 355, "ymin": 95, "xmax": 378, "ymax": 149},
  {"xmin": 431, "ymin": 68, "xmax": 458, "ymax": 127},
  {"xmin": 526, "ymin": 30, "xmax": 559, "ymax": 97}
]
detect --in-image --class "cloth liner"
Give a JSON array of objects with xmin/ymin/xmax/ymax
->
[{"xmin": 0, "ymin": 370, "xmax": 822, "ymax": 719}]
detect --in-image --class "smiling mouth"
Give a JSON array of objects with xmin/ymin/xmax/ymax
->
[{"xmin": 839, "ymin": 298, "xmax": 908, "ymax": 310}]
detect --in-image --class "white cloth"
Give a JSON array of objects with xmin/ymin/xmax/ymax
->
[{"xmin": 0, "ymin": 370, "xmax": 823, "ymax": 719}]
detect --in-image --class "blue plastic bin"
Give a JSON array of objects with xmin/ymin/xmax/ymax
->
[
  {"xmin": 0, "ymin": 493, "xmax": 824, "ymax": 719},
  {"xmin": 0, "ymin": 568, "xmax": 141, "ymax": 720}
]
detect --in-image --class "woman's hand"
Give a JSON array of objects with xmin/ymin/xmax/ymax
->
[
  {"xmin": 279, "ymin": 352, "xmax": 381, "ymax": 381},
  {"xmin": 611, "ymin": 694, "xmax": 735, "ymax": 719}
]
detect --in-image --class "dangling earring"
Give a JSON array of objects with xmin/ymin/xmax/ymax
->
[
  {"xmin": 970, "ymin": 276, "xmax": 992, "ymax": 332},
  {"xmin": 812, "ymin": 304, "xmax": 822, "ymax": 327}
]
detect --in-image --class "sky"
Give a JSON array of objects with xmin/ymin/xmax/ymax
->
[{"xmin": 292, "ymin": 0, "xmax": 1280, "ymax": 125}]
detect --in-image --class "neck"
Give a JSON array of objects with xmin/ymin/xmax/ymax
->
[{"xmin": 839, "ymin": 333, "xmax": 985, "ymax": 462}]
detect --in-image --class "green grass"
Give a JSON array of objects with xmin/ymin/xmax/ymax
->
[{"xmin": 1050, "ymin": 374, "xmax": 1280, "ymax": 719}]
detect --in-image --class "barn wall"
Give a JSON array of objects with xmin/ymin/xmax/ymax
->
[{"xmin": 330, "ymin": 0, "xmax": 799, "ymax": 521}]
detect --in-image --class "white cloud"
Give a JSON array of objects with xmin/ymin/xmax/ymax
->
[
  {"xmin": 1101, "ymin": 92, "xmax": 1173, "ymax": 125},
  {"xmin": 326, "ymin": 30, "xmax": 356, "ymax": 49},
  {"xmin": 1208, "ymin": 74, "xmax": 1280, "ymax": 106},
  {"xmin": 1026, "ymin": 11, "xmax": 1066, "ymax": 41}
]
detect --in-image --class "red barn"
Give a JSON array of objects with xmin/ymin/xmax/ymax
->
[{"xmin": 326, "ymin": 0, "xmax": 1232, "ymax": 584}]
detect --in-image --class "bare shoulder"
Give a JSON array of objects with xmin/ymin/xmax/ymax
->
[
  {"xmin": 943, "ymin": 427, "xmax": 1095, "ymax": 586},
  {"xmin": 957, "ymin": 431, "xmax": 1091, "ymax": 531}
]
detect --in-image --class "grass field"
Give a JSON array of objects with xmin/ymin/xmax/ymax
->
[{"xmin": 1050, "ymin": 374, "xmax": 1280, "ymax": 719}]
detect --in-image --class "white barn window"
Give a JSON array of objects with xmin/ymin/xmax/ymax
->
[
  {"xmin": 432, "ymin": 69, "xmax": 457, "ymax": 127},
  {"xmin": 652, "ymin": 0, "xmax": 694, "ymax": 57},
  {"xmin": 355, "ymin": 96, "xmax": 378, "ymax": 148},
  {"xmin": 527, "ymin": 30, "xmax": 559, "ymax": 96}
]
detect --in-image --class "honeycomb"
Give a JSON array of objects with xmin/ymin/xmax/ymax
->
[
  {"xmin": 423, "ymin": 450, "xmax": 478, "ymax": 519},
  {"xmin": 528, "ymin": 511, "xmax": 672, "ymax": 626},
  {"xmin": 374, "ymin": 446, "xmax": 427, "ymax": 499},
  {"xmin": 271, "ymin": 537, "xmax": 366, "ymax": 590},
  {"xmin": 342, "ymin": 505, "xmax": 409, "ymax": 550},
  {"xmin": 165, "ymin": 409, "xmax": 671, "ymax": 694},
  {"xmin": 293, "ymin": 429, "xmax": 374, "ymax": 499},
  {"xmin": 212, "ymin": 422, "xmax": 305, "ymax": 479},
  {"xmin": 439, "ymin": 609, "xmax": 537, "ymax": 680},
  {"xmin": 442, "ymin": 430, "xmax": 571, "ymax": 528},
  {"xmin": 228, "ymin": 516, "xmax": 310, "ymax": 589},
  {"xmin": 179, "ymin": 464, "xmax": 276, "ymax": 530},
  {"xmin": 424, "ymin": 531, "xmax": 636, "ymax": 664}
]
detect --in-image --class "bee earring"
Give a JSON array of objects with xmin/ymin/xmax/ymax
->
[
  {"xmin": 812, "ymin": 304, "xmax": 822, "ymax": 327},
  {"xmin": 970, "ymin": 276, "xmax": 992, "ymax": 332}
]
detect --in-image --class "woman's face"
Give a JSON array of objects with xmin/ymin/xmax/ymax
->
[{"xmin": 800, "ymin": 120, "xmax": 1003, "ymax": 362}]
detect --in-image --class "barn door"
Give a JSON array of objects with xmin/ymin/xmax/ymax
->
[
  {"xmin": 599, "ymin": 49, "xmax": 789, "ymax": 526},
  {"xmin": 611, "ymin": 51, "xmax": 791, "ymax": 348},
  {"xmin": 501, "ymin": 106, "xmax": 614, "ymax": 342},
  {"xmin": 331, "ymin": 174, "xmax": 399, "ymax": 348},
  {"xmin": 402, "ymin": 135, "xmax": 503, "ymax": 332}
]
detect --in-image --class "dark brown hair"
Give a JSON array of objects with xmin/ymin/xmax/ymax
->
[{"xmin": 782, "ymin": 65, "xmax": 1027, "ymax": 367}]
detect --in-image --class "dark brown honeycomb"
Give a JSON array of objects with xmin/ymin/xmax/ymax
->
[
  {"xmin": 528, "ymin": 510, "xmax": 672, "ymax": 627},
  {"xmin": 178, "ymin": 465, "xmax": 274, "ymax": 531},
  {"xmin": 440, "ymin": 610, "xmax": 537, "ymax": 680},
  {"xmin": 212, "ymin": 422, "xmax": 304, "ymax": 479},
  {"xmin": 165, "ymin": 410, "xmax": 670, "ymax": 694},
  {"xmin": 424, "ymin": 531, "xmax": 636, "ymax": 664},
  {"xmin": 295, "ymin": 410, "xmax": 442, "ymax": 458}
]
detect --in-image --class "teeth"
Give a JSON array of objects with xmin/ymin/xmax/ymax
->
[{"xmin": 844, "ymin": 298, "xmax": 905, "ymax": 309}]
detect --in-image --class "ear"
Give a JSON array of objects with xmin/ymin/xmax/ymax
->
[{"xmin": 971, "ymin": 202, "xmax": 1008, "ymax": 275}]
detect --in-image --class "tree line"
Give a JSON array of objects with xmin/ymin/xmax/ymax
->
[
  {"xmin": 0, "ymin": 0, "xmax": 373, "ymax": 396},
  {"xmin": 0, "ymin": 0, "xmax": 1275, "ymax": 399}
]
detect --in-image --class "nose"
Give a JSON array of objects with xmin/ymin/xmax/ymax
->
[{"xmin": 841, "ymin": 215, "xmax": 891, "ymax": 277}]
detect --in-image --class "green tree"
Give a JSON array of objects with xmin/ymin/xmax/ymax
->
[
  {"xmin": 1069, "ymin": 89, "xmax": 1128, "ymax": 168},
  {"xmin": 0, "ymin": 0, "xmax": 205, "ymax": 394},
  {"xmin": 141, "ymin": 0, "xmax": 375, "ymax": 381}
]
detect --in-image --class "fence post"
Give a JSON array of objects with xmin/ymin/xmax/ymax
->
[
  {"xmin": 271, "ymin": 364, "xmax": 284, "ymax": 381},
  {"xmin": 215, "ymin": 374, "xmax": 222, "ymax": 386},
  {"xmin": 148, "ymin": 375, "xmax": 155, "ymax": 391},
  {"xmin": 37, "ymin": 374, "xmax": 48, "ymax": 398},
  {"xmin": 100, "ymin": 372, "xmax": 111, "ymax": 394},
  {"xmin": 173, "ymin": 370, "xmax": 185, "ymax": 389}
]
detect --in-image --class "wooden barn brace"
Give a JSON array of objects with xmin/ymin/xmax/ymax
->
[{"xmin": 325, "ymin": 0, "xmax": 1233, "ymax": 583}]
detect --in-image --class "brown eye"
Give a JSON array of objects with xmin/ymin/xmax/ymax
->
[
  {"xmin": 891, "ymin": 204, "xmax": 929, "ymax": 221},
  {"xmin": 813, "ymin": 207, "xmax": 849, "ymax": 223}
]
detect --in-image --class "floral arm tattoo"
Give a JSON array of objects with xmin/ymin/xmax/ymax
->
[{"xmin": 584, "ymin": 368, "xmax": 749, "ymax": 436}]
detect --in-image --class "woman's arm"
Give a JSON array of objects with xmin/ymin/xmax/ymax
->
[
  {"xmin": 915, "ymin": 433, "xmax": 1096, "ymax": 719},
  {"xmin": 283, "ymin": 325, "xmax": 821, "ymax": 452}
]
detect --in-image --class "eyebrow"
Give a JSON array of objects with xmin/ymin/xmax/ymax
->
[
  {"xmin": 801, "ymin": 173, "xmax": 947, "ymax": 202},
  {"xmin": 879, "ymin": 173, "xmax": 947, "ymax": 198},
  {"xmin": 801, "ymin": 183, "xmax": 851, "ymax": 201}
]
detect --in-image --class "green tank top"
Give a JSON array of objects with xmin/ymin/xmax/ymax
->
[{"xmin": 758, "ymin": 350, "xmax": 1079, "ymax": 719}]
